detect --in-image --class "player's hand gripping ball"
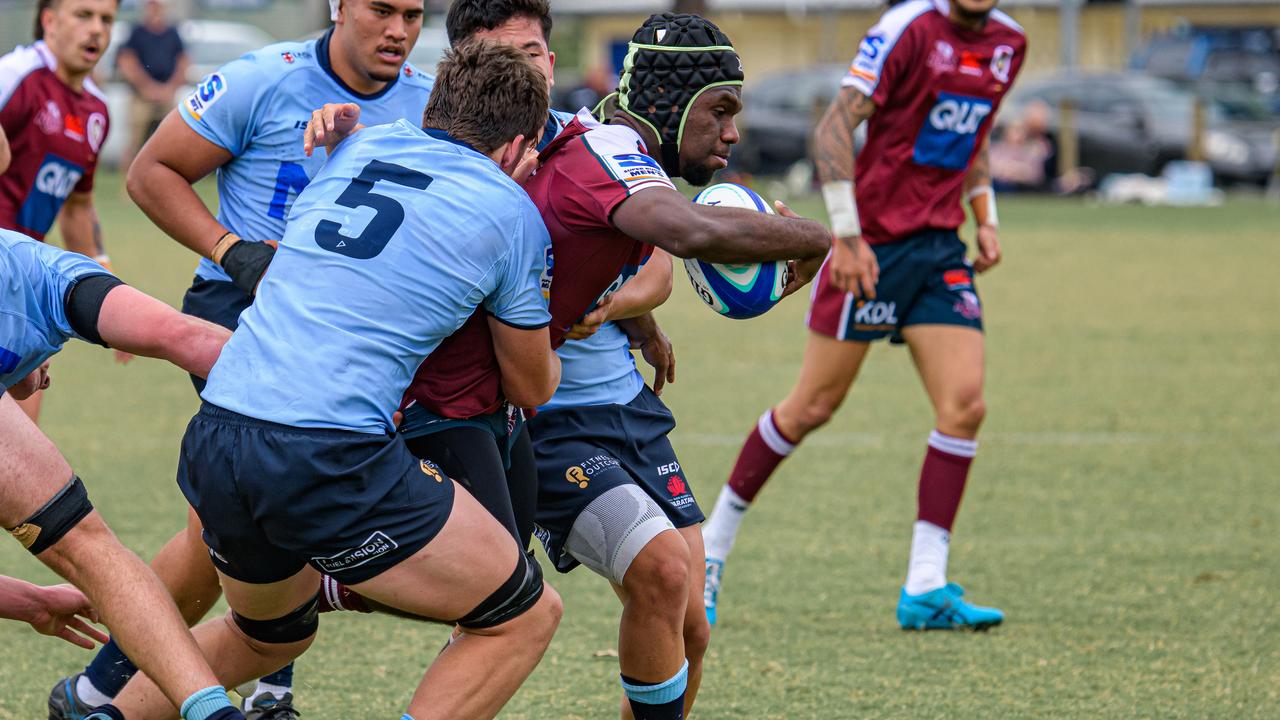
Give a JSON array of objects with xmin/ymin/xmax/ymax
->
[{"xmin": 684, "ymin": 184, "xmax": 789, "ymax": 319}]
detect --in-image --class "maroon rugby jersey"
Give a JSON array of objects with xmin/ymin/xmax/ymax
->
[
  {"xmin": 0, "ymin": 42, "xmax": 109, "ymax": 241},
  {"xmin": 843, "ymin": 0, "xmax": 1025, "ymax": 245},
  {"xmin": 401, "ymin": 110, "xmax": 668, "ymax": 418}
]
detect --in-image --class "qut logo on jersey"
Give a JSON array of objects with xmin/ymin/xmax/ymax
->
[
  {"xmin": 913, "ymin": 92, "xmax": 993, "ymax": 171},
  {"xmin": 18, "ymin": 155, "xmax": 85, "ymax": 235}
]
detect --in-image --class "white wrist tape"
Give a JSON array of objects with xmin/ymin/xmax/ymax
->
[
  {"xmin": 967, "ymin": 185, "xmax": 998, "ymax": 227},
  {"xmin": 821, "ymin": 180, "xmax": 861, "ymax": 238}
]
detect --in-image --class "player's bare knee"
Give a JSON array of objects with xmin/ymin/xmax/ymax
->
[
  {"xmin": 624, "ymin": 533, "xmax": 690, "ymax": 610},
  {"xmin": 939, "ymin": 393, "xmax": 986, "ymax": 434},
  {"xmin": 683, "ymin": 608, "xmax": 711, "ymax": 661}
]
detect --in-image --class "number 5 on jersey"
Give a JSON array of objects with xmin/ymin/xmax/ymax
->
[{"xmin": 315, "ymin": 160, "xmax": 433, "ymax": 260}]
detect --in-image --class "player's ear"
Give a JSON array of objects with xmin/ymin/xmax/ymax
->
[
  {"xmin": 548, "ymin": 51, "xmax": 556, "ymax": 87},
  {"xmin": 494, "ymin": 134, "xmax": 526, "ymax": 176}
]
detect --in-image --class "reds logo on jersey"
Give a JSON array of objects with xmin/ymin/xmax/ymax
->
[{"xmin": 913, "ymin": 92, "xmax": 993, "ymax": 171}]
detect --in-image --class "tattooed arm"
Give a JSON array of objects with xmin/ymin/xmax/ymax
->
[
  {"xmin": 812, "ymin": 87, "xmax": 880, "ymax": 296},
  {"xmin": 963, "ymin": 136, "xmax": 1001, "ymax": 273}
]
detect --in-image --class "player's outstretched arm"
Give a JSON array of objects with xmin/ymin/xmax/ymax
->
[
  {"xmin": 612, "ymin": 188, "xmax": 830, "ymax": 264},
  {"xmin": 126, "ymin": 112, "xmax": 236, "ymax": 260},
  {"xmin": 488, "ymin": 318, "xmax": 561, "ymax": 408},
  {"xmin": 814, "ymin": 86, "xmax": 880, "ymax": 298},
  {"xmin": 0, "ymin": 577, "xmax": 109, "ymax": 649},
  {"xmin": 94, "ymin": 285, "xmax": 231, "ymax": 379}
]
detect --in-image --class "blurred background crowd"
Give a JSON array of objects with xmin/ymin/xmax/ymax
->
[{"xmin": 1, "ymin": 0, "xmax": 1277, "ymax": 202}]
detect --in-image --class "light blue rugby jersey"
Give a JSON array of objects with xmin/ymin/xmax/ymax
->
[
  {"xmin": 179, "ymin": 28, "xmax": 434, "ymax": 284},
  {"xmin": 539, "ymin": 106, "xmax": 645, "ymax": 411},
  {"xmin": 0, "ymin": 230, "xmax": 114, "ymax": 391},
  {"xmin": 201, "ymin": 121, "xmax": 551, "ymax": 433}
]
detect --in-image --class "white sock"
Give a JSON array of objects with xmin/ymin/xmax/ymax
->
[
  {"xmin": 245, "ymin": 681, "xmax": 291, "ymax": 706},
  {"xmin": 76, "ymin": 674, "xmax": 113, "ymax": 707},
  {"xmin": 904, "ymin": 520, "xmax": 950, "ymax": 596},
  {"xmin": 702, "ymin": 485, "xmax": 750, "ymax": 560}
]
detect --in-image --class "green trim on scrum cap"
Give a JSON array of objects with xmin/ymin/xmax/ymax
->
[{"xmin": 675, "ymin": 79, "xmax": 744, "ymax": 147}]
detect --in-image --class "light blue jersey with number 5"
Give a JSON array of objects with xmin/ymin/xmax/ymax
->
[
  {"xmin": 178, "ymin": 28, "xmax": 434, "ymax": 284},
  {"xmin": 201, "ymin": 121, "xmax": 552, "ymax": 433}
]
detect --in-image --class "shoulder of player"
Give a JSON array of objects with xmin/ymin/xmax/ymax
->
[
  {"xmin": 83, "ymin": 77, "xmax": 108, "ymax": 106},
  {"xmin": 988, "ymin": 9, "xmax": 1027, "ymax": 40},
  {"xmin": 868, "ymin": 0, "xmax": 938, "ymax": 45},
  {"xmin": 396, "ymin": 63, "xmax": 435, "ymax": 92},
  {"xmin": 0, "ymin": 44, "xmax": 51, "ymax": 107},
  {"xmin": 221, "ymin": 39, "xmax": 319, "ymax": 82}
]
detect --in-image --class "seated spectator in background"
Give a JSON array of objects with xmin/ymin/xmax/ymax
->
[
  {"xmin": 992, "ymin": 100, "xmax": 1092, "ymax": 194},
  {"xmin": 117, "ymin": 0, "xmax": 187, "ymax": 170}
]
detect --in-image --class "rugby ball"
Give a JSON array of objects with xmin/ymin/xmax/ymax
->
[{"xmin": 685, "ymin": 184, "xmax": 788, "ymax": 320}]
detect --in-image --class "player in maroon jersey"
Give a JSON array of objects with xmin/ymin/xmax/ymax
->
[
  {"xmin": 0, "ymin": 0, "xmax": 123, "ymax": 423},
  {"xmin": 702, "ymin": 0, "xmax": 1026, "ymax": 631}
]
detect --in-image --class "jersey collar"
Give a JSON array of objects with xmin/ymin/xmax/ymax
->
[
  {"xmin": 423, "ymin": 127, "xmax": 483, "ymax": 156},
  {"xmin": 316, "ymin": 27, "xmax": 402, "ymax": 101}
]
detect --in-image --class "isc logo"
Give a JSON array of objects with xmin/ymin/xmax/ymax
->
[
  {"xmin": 35, "ymin": 161, "xmax": 84, "ymax": 199},
  {"xmin": 928, "ymin": 98, "xmax": 992, "ymax": 135}
]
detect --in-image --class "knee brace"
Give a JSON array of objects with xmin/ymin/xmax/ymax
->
[
  {"xmin": 455, "ymin": 550, "xmax": 544, "ymax": 630},
  {"xmin": 233, "ymin": 597, "xmax": 319, "ymax": 644},
  {"xmin": 7, "ymin": 475, "xmax": 93, "ymax": 555},
  {"xmin": 565, "ymin": 484, "xmax": 674, "ymax": 585}
]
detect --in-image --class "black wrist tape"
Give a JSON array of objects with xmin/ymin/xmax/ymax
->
[
  {"xmin": 65, "ymin": 274, "xmax": 126, "ymax": 348},
  {"xmin": 7, "ymin": 475, "xmax": 94, "ymax": 555},
  {"xmin": 220, "ymin": 240, "xmax": 276, "ymax": 296}
]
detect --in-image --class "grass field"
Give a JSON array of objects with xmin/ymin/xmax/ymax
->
[{"xmin": 2, "ymin": 174, "xmax": 1277, "ymax": 719}]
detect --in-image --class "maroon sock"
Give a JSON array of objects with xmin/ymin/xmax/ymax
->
[
  {"xmin": 727, "ymin": 410, "xmax": 798, "ymax": 503},
  {"xmin": 316, "ymin": 575, "xmax": 372, "ymax": 613},
  {"xmin": 916, "ymin": 430, "xmax": 978, "ymax": 531}
]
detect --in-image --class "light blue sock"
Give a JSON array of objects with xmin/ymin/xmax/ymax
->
[
  {"xmin": 180, "ymin": 686, "xmax": 233, "ymax": 720},
  {"xmin": 620, "ymin": 659, "xmax": 689, "ymax": 706}
]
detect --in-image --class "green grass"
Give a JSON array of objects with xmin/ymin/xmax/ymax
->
[{"xmin": 2, "ymin": 175, "xmax": 1277, "ymax": 718}]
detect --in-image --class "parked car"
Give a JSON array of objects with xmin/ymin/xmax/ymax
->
[
  {"xmin": 1004, "ymin": 72, "xmax": 1277, "ymax": 186},
  {"xmin": 733, "ymin": 63, "xmax": 865, "ymax": 177},
  {"xmin": 98, "ymin": 20, "xmax": 276, "ymax": 167},
  {"xmin": 1133, "ymin": 25, "xmax": 1280, "ymax": 114}
]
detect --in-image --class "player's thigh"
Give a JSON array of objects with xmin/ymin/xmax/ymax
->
[
  {"xmin": 219, "ymin": 566, "xmax": 322, "ymax": 621},
  {"xmin": 901, "ymin": 324, "xmax": 985, "ymax": 413},
  {"xmin": 350, "ymin": 480, "xmax": 521, "ymax": 622},
  {"xmin": 0, "ymin": 393, "xmax": 74, "ymax": 526},
  {"xmin": 777, "ymin": 331, "xmax": 872, "ymax": 421}
]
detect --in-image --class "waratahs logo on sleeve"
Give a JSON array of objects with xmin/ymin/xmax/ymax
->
[
  {"xmin": 184, "ymin": 73, "xmax": 228, "ymax": 121},
  {"xmin": 913, "ymin": 92, "xmax": 993, "ymax": 171},
  {"xmin": 18, "ymin": 155, "xmax": 85, "ymax": 235}
]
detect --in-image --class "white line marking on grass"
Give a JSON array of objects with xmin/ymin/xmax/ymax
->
[{"xmin": 672, "ymin": 431, "xmax": 1280, "ymax": 448}]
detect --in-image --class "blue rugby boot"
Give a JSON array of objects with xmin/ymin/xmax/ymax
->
[
  {"xmin": 896, "ymin": 583, "xmax": 1004, "ymax": 631},
  {"xmin": 704, "ymin": 557, "xmax": 725, "ymax": 626}
]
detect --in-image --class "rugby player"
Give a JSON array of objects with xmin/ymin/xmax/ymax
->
[
  {"xmin": 310, "ymin": 14, "xmax": 830, "ymax": 717},
  {"xmin": 0, "ymin": 0, "xmax": 124, "ymax": 423},
  {"xmin": 1, "ymin": 229, "xmax": 246, "ymax": 720},
  {"xmin": 103, "ymin": 41, "xmax": 561, "ymax": 720},
  {"xmin": 48, "ymin": 0, "xmax": 434, "ymax": 715},
  {"xmin": 702, "ymin": 0, "xmax": 1026, "ymax": 630}
]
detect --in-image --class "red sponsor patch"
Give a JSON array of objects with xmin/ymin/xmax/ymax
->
[
  {"xmin": 666, "ymin": 475, "xmax": 688, "ymax": 497},
  {"xmin": 944, "ymin": 269, "xmax": 971, "ymax": 289}
]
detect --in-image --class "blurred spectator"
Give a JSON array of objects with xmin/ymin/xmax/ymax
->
[
  {"xmin": 992, "ymin": 100, "xmax": 1092, "ymax": 193},
  {"xmin": 563, "ymin": 65, "xmax": 614, "ymax": 113},
  {"xmin": 117, "ymin": 0, "xmax": 187, "ymax": 170}
]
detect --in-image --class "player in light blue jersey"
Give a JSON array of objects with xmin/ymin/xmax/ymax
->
[
  {"xmin": 0, "ymin": 230, "xmax": 248, "ymax": 720},
  {"xmin": 49, "ymin": 0, "xmax": 435, "ymax": 716},
  {"xmin": 107, "ymin": 42, "xmax": 563, "ymax": 720}
]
